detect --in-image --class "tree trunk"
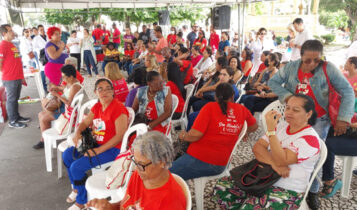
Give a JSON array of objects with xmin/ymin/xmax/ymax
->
[
  {"xmin": 345, "ymin": 7, "xmax": 357, "ymax": 41},
  {"xmin": 125, "ymin": 14, "xmax": 130, "ymax": 28}
]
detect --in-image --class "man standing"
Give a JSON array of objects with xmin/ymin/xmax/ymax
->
[
  {"xmin": 66, "ymin": 30, "xmax": 81, "ymax": 71},
  {"xmin": 30, "ymin": 27, "xmax": 38, "ymax": 39},
  {"xmin": 186, "ymin": 24, "xmax": 198, "ymax": 50},
  {"xmin": 112, "ymin": 23, "xmax": 121, "ymax": 49},
  {"xmin": 0, "ymin": 24, "xmax": 31, "ymax": 128},
  {"xmin": 92, "ymin": 24, "xmax": 104, "ymax": 46},
  {"xmin": 102, "ymin": 25, "xmax": 111, "ymax": 46},
  {"xmin": 290, "ymin": 18, "xmax": 311, "ymax": 61},
  {"xmin": 139, "ymin": 25, "xmax": 150, "ymax": 44},
  {"xmin": 32, "ymin": 25, "xmax": 47, "ymax": 92},
  {"xmin": 209, "ymin": 25, "xmax": 219, "ymax": 53},
  {"xmin": 150, "ymin": 26, "xmax": 168, "ymax": 63}
]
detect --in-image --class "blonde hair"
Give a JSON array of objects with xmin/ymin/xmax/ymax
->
[
  {"xmin": 146, "ymin": 54, "xmax": 159, "ymax": 72},
  {"xmin": 159, "ymin": 62, "xmax": 168, "ymax": 81},
  {"xmin": 105, "ymin": 62, "xmax": 124, "ymax": 81}
]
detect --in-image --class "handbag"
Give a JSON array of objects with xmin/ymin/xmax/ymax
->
[
  {"xmin": 321, "ymin": 62, "xmax": 341, "ymax": 127},
  {"xmin": 39, "ymin": 48, "xmax": 48, "ymax": 65},
  {"xmin": 54, "ymin": 111, "xmax": 71, "ymax": 135},
  {"xmin": 230, "ymin": 159, "xmax": 281, "ymax": 197},
  {"xmin": 105, "ymin": 150, "xmax": 132, "ymax": 189},
  {"xmin": 42, "ymin": 95, "xmax": 61, "ymax": 112}
]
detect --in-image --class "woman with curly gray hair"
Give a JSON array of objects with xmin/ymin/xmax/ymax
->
[{"xmin": 87, "ymin": 131, "xmax": 187, "ymax": 210}]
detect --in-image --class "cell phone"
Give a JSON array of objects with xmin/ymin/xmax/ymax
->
[{"xmin": 274, "ymin": 115, "xmax": 277, "ymax": 120}]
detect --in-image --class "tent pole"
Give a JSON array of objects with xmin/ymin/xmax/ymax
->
[
  {"xmin": 238, "ymin": 2, "xmax": 240, "ymax": 52},
  {"xmin": 241, "ymin": 0, "xmax": 246, "ymax": 52}
]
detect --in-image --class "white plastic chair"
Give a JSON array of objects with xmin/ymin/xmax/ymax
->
[
  {"xmin": 298, "ymin": 140, "xmax": 327, "ymax": 210},
  {"xmin": 35, "ymin": 71, "xmax": 46, "ymax": 99},
  {"xmin": 192, "ymin": 121, "xmax": 247, "ymax": 210},
  {"xmin": 43, "ymin": 93, "xmax": 84, "ymax": 172},
  {"xmin": 173, "ymin": 174, "xmax": 192, "ymax": 210},
  {"xmin": 86, "ymin": 123, "xmax": 148, "ymax": 203},
  {"xmin": 171, "ymin": 84, "xmax": 194, "ymax": 131},
  {"xmin": 335, "ymin": 156, "xmax": 357, "ymax": 198},
  {"xmin": 165, "ymin": 94, "xmax": 179, "ymax": 138},
  {"xmin": 57, "ymin": 99, "xmax": 97, "ymax": 178},
  {"xmin": 261, "ymin": 100, "xmax": 286, "ymax": 132}
]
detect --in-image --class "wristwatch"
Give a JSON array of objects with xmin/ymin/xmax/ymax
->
[{"xmin": 266, "ymin": 131, "xmax": 276, "ymax": 137}]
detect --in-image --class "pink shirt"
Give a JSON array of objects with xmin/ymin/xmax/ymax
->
[
  {"xmin": 155, "ymin": 37, "xmax": 168, "ymax": 63},
  {"xmin": 344, "ymin": 72, "xmax": 357, "ymax": 92}
]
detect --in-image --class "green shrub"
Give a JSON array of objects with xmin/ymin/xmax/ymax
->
[
  {"xmin": 275, "ymin": 36, "xmax": 283, "ymax": 45},
  {"xmin": 321, "ymin": 34, "xmax": 336, "ymax": 44}
]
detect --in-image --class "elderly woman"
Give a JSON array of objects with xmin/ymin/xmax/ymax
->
[
  {"xmin": 64, "ymin": 57, "xmax": 84, "ymax": 84},
  {"xmin": 87, "ymin": 131, "xmax": 187, "ymax": 209},
  {"xmin": 132, "ymin": 71, "xmax": 172, "ymax": 134},
  {"xmin": 170, "ymin": 83, "xmax": 257, "ymax": 180},
  {"xmin": 80, "ymin": 29, "xmax": 98, "ymax": 77},
  {"xmin": 213, "ymin": 94, "xmax": 321, "ymax": 209},
  {"xmin": 35, "ymin": 65, "xmax": 81, "ymax": 149},
  {"xmin": 63, "ymin": 78, "xmax": 128, "ymax": 210},
  {"xmin": 45, "ymin": 26, "xmax": 68, "ymax": 85},
  {"xmin": 268, "ymin": 40, "xmax": 355, "ymax": 210}
]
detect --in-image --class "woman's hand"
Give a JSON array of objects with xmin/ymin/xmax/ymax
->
[
  {"xmin": 73, "ymin": 132, "xmax": 82, "ymax": 147},
  {"xmin": 86, "ymin": 198, "xmax": 115, "ymax": 210},
  {"xmin": 50, "ymin": 90, "xmax": 59, "ymax": 97},
  {"xmin": 179, "ymin": 131, "xmax": 186, "ymax": 141},
  {"xmin": 84, "ymin": 147, "xmax": 101, "ymax": 157},
  {"xmin": 59, "ymin": 41, "xmax": 66, "ymax": 50},
  {"xmin": 271, "ymin": 163, "xmax": 290, "ymax": 178},
  {"xmin": 265, "ymin": 110, "xmax": 281, "ymax": 132},
  {"xmin": 334, "ymin": 120, "xmax": 348, "ymax": 136}
]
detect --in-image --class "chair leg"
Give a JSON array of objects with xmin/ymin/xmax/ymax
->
[
  {"xmin": 57, "ymin": 148, "xmax": 63, "ymax": 179},
  {"xmin": 341, "ymin": 157, "xmax": 355, "ymax": 198},
  {"xmin": 44, "ymin": 138, "xmax": 53, "ymax": 172},
  {"xmin": 194, "ymin": 178, "xmax": 206, "ymax": 210}
]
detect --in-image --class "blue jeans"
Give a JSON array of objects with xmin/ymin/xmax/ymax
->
[
  {"xmin": 63, "ymin": 146, "xmax": 120, "ymax": 204},
  {"xmin": 187, "ymin": 111, "xmax": 199, "ymax": 131},
  {"xmin": 113, "ymin": 43, "xmax": 119, "ymax": 49},
  {"xmin": 83, "ymin": 50, "xmax": 98, "ymax": 75},
  {"xmin": 2, "ymin": 79, "xmax": 22, "ymax": 122},
  {"xmin": 239, "ymin": 95, "xmax": 277, "ymax": 114},
  {"xmin": 40, "ymin": 71, "xmax": 47, "ymax": 93},
  {"xmin": 170, "ymin": 153, "xmax": 226, "ymax": 180},
  {"xmin": 322, "ymin": 131, "xmax": 357, "ymax": 181},
  {"xmin": 309, "ymin": 114, "xmax": 331, "ymax": 193}
]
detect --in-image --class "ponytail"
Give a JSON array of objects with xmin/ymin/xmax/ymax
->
[{"xmin": 215, "ymin": 83, "xmax": 234, "ymax": 115}]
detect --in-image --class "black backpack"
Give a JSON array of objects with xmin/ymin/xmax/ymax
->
[{"xmin": 39, "ymin": 48, "xmax": 48, "ymax": 66}]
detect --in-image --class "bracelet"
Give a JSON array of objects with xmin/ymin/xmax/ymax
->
[{"xmin": 180, "ymin": 132, "xmax": 186, "ymax": 141}]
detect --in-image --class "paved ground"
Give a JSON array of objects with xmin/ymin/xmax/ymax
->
[{"xmin": 1, "ymin": 45, "xmax": 357, "ymax": 209}]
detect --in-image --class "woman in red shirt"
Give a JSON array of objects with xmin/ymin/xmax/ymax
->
[
  {"xmin": 166, "ymin": 62, "xmax": 186, "ymax": 120},
  {"xmin": 167, "ymin": 26, "xmax": 177, "ymax": 46},
  {"xmin": 170, "ymin": 83, "xmax": 258, "ymax": 180},
  {"xmin": 193, "ymin": 30, "xmax": 207, "ymax": 53},
  {"xmin": 241, "ymin": 47, "xmax": 253, "ymax": 78},
  {"xmin": 87, "ymin": 131, "xmax": 187, "ymax": 210},
  {"xmin": 63, "ymin": 78, "xmax": 129, "ymax": 209},
  {"xmin": 191, "ymin": 45, "xmax": 203, "ymax": 67},
  {"xmin": 123, "ymin": 42, "xmax": 135, "ymax": 73},
  {"xmin": 104, "ymin": 62, "xmax": 129, "ymax": 103}
]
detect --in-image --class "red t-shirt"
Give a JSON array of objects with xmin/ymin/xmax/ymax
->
[
  {"xmin": 188, "ymin": 102, "xmax": 256, "ymax": 166},
  {"xmin": 209, "ymin": 32, "xmax": 220, "ymax": 51},
  {"xmin": 91, "ymin": 99, "xmax": 129, "ymax": 149},
  {"xmin": 124, "ymin": 50, "xmax": 135, "ymax": 59},
  {"xmin": 296, "ymin": 69, "xmax": 326, "ymax": 117},
  {"xmin": 113, "ymin": 28, "xmax": 121, "ymax": 44},
  {"xmin": 145, "ymin": 101, "xmax": 167, "ymax": 134},
  {"xmin": 112, "ymin": 78, "xmax": 129, "ymax": 103},
  {"xmin": 167, "ymin": 34, "xmax": 177, "ymax": 45},
  {"xmin": 191, "ymin": 54, "xmax": 203, "ymax": 67},
  {"xmin": 241, "ymin": 60, "xmax": 253, "ymax": 77},
  {"xmin": 166, "ymin": 81, "xmax": 184, "ymax": 113},
  {"xmin": 257, "ymin": 63, "xmax": 267, "ymax": 74},
  {"xmin": 121, "ymin": 171, "xmax": 186, "ymax": 210},
  {"xmin": 92, "ymin": 28, "xmax": 104, "ymax": 43},
  {"xmin": 180, "ymin": 60, "xmax": 194, "ymax": 85},
  {"xmin": 155, "ymin": 37, "xmax": 168, "ymax": 63},
  {"xmin": 193, "ymin": 38, "xmax": 207, "ymax": 53},
  {"xmin": 0, "ymin": 40, "xmax": 24, "ymax": 80},
  {"xmin": 103, "ymin": 30, "xmax": 111, "ymax": 45}
]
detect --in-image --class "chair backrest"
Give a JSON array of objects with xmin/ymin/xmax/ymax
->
[
  {"xmin": 261, "ymin": 100, "xmax": 286, "ymax": 133},
  {"xmin": 302, "ymin": 140, "xmax": 327, "ymax": 202},
  {"xmin": 120, "ymin": 123, "xmax": 148, "ymax": 153},
  {"xmin": 126, "ymin": 107, "xmax": 135, "ymax": 128},
  {"xmin": 226, "ymin": 121, "xmax": 248, "ymax": 170},
  {"xmin": 35, "ymin": 72, "xmax": 46, "ymax": 99},
  {"xmin": 78, "ymin": 99, "xmax": 98, "ymax": 123},
  {"xmin": 235, "ymin": 83, "xmax": 246, "ymax": 103},
  {"xmin": 192, "ymin": 74, "xmax": 202, "ymax": 95},
  {"xmin": 180, "ymin": 84, "xmax": 194, "ymax": 119},
  {"xmin": 127, "ymin": 82, "xmax": 135, "ymax": 91},
  {"xmin": 173, "ymin": 174, "xmax": 192, "ymax": 210},
  {"xmin": 64, "ymin": 94, "xmax": 84, "ymax": 136},
  {"xmin": 165, "ymin": 95, "xmax": 179, "ymax": 136}
]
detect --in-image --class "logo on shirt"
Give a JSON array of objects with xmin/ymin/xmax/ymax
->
[
  {"xmin": 11, "ymin": 47, "xmax": 20, "ymax": 58},
  {"xmin": 297, "ymin": 77, "xmax": 310, "ymax": 95},
  {"xmin": 93, "ymin": 118, "xmax": 106, "ymax": 142}
]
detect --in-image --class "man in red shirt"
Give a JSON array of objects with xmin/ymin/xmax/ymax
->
[
  {"xmin": 209, "ymin": 25, "xmax": 219, "ymax": 53},
  {"xmin": 92, "ymin": 24, "xmax": 104, "ymax": 46},
  {"xmin": 0, "ymin": 24, "xmax": 30, "ymax": 128},
  {"xmin": 112, "ymin": 23, "xmax": 121, "ymax": 49},
  {"xmin": 102, "ymin": 25, "xmax": 110, "ymax": 46},
  {"xmin": 149, "ymin": 26, "xmax": 168, "ymax": 63}
]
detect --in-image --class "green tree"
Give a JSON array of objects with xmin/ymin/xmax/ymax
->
[
  {"xmin": 169, "ymin": 6, "xmax": 209, "ymax": 26},
  {"xmin": 44, "ymin": 9, "xmax": 100, "ymax": 29}
]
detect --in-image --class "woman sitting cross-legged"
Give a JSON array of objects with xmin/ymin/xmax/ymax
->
[
  {"xmin": 213, "ymin": 94, "xmax": 321, "ymax": 209},
  {"xmin": 170, "ymin": 83, "xmax": 258, "ymax": 180},
  {"xmin": 132, "ymin": 71, "xmax": 172, "ymax": 134},
  {"xmin": 87, "ymin": 131, "xmax": 187, "ymax": 210},
  {"xmin": 63, "ymin": 78, "xmax": 128, "ymax": 210},
  {"xmin": 34, "ymin": 65, "xmax": 82, "ymax": 149}
]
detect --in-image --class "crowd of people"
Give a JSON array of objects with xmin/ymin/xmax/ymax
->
[{"xmin": 0, "ymin": 15, "xmax": 357, "ymax": 210}]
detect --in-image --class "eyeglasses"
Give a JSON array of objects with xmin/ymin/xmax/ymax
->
[
  {"xmin": 130, "ymin": 156, "xmax": 152, "ymax": 171},
  {"xmin": 260, "ymin": 33, "xmax": 266, "ymax": 35},
  {"xmin": 303, "ymin": 58, "xmax": 321, "ymax": 65},
  {"xmin": 96, "ymin": 87, "xmax": 113, "ymax": 93}
]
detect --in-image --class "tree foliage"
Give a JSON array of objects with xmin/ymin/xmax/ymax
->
[
  {"xmin": 319, "ymin": 10, "xmax": 349, "ymax": 29},
  {"xmin": 44, "ymin": 9, "xmax": 100, "ymax": 28}
]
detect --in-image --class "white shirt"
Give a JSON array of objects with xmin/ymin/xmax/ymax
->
[
  {"xmin": 262, "ymin": 121, "xmax": 320, "ymax": 193},
  {"xmin": 32, "ymin": 35, "xmax": 47, "ymax": 52},
  {"xmin": 249, "ymin": 39, "xmax": 275, "ymax": 76},
  {"xmin": 195, "ymin": 57, "xmax": 213, "ymax": 75},
  {"xmin": 291, "ymin": 29, "xmax": 311, "ymax": 61},
  {"xmin": 67, "ymin": 37, "xmax": 80, "ymax": 54},
  {"xmin": 81, "ymin": 37, "xmax": 94, "ymax": 51},
  {"xmin": 20, "ymin": 37, "xmax": 34, "ymax": 64}
]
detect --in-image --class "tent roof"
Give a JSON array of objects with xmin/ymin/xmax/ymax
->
[{"xmin": 9, "ymin": 0, "xmax": 269, "ymax": 9}]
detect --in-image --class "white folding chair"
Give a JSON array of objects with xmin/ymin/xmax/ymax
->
[
  {"xmin": 335, "ymin": 156, "xmax": 357, "ymax": 198},
  {"xmin": 173, "ymin": 174, "xmax": 192, "ymax": 210},
  {"xmin": 192, "ymin": 122, "xmax": 247, "ymax": 210},
  {"xmin": 34, "ymin": 71, "xmax": 46, "ymax": 99},
  {"xmin": 165, "ymin": 94, "xmax": 178, "ymax": 138},
  {"xmin": 171, "ymin": 84, "xmax": 194, "ymax": 131},
  {"xmin": 298, "ymin": 140, "xmax": 327, "ymax": 210},
  {"xmin": 86, "ymin": 123, "xmax": 148, "ymax": 203},
  {"xmin": 43, "ymin": 93, "xmax": 84, "ymax": 172},
  {"xmin": 261, "ymin": 100, "xmax": 286, "ymax": 132},
  {"xmin": 57, "ymin": 99, "xmax": 97, "ymax": 178}
]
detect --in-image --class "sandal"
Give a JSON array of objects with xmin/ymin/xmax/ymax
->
[
  {"xmin": 320, "ymin": 179, "xmax": 342, "ymax": 198},
  {"xmin": 66, "ymin": 191, "xmax": 78, "ymax": 203},
  {"xmin": 67, "ymin": 203, "xmax": 84, "ymax": 210}
]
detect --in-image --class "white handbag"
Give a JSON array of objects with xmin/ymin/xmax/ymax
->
[
  {"xmin": 105, "ymin": 150, "xmax": 132, "ymax": 189},
  {"xmin": 54, "ymin": 112, "xmax": 71, "ymax": 135}
]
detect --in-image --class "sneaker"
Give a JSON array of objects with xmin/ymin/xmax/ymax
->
[
  {"xmin": 307, "ymin": 192, "xmax": 320, "ymax": 210},
  {"xmin": 17, "ymin": 116, "xmax": 31, "ymax": 123},
  {"xmin": 33, "ymin": 141, "xmax": 44, "ymax": 149},
  {"xmin": 8, "ymin": 121, "xmax": 26, "ymax": 129}
]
